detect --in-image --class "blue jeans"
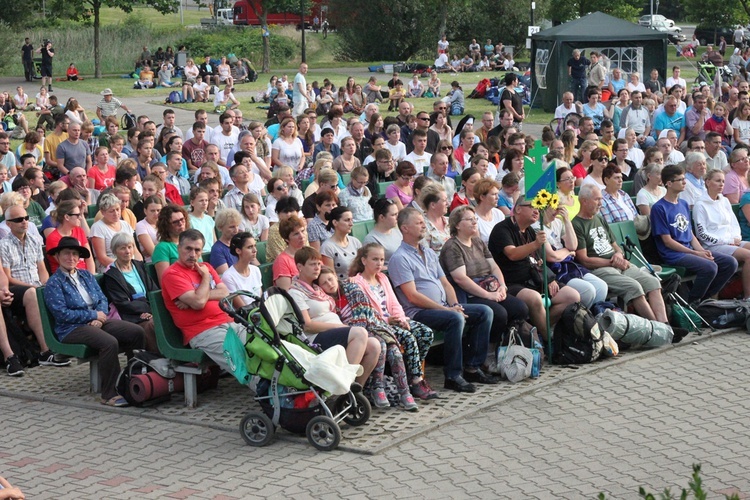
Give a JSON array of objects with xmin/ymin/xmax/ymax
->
[
  {"xmin": 666, "ymin": 252, "xmax": 738, "ymax": 303},
  {"xmin": 413, "ymin": 304, "xmax": 492, "ymax": 379}
]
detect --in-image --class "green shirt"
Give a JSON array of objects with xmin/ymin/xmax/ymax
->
[
  {"xmin": 152, "ymin": 241, "xmax": 178, "ymax": 265},
  {"xmin": 572, "ymin": 214, "xmax": 616, "ymax": 260},
  {"xmin": 27, "ymin": 201, "xmax": 46, "ymax": 228}
]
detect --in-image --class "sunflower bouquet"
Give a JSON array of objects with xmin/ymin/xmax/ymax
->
[{"xmin": 530, "ymin": 189, "xmax": 559, "ymax": 211}]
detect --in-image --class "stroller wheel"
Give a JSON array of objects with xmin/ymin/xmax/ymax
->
[
  {"xmin": 306, "ymin": 416, "xmax": 341, "ymax": 451},
  {"xmin": 333, "ymin": 393, "xmax": 371, "ymax": 427},
  {"xmin": 240, "ymin": 412, "xmax": 275, "ymax": 447}
]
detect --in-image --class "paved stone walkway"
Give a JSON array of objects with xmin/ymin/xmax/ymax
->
[{"xmin": 3, "ymin": 330, "xmax": 750, "ymax": 498}]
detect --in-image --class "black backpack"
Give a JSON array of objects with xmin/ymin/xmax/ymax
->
[
  {"xmin": 552, "ymin": 302, "xmax": 603, "ymax": 365},
  {"xmin": 694, "ymin": 299, "xmax": 750, "ymax": 330},
  {"xmin": 120, "ymin": 112, "xmax": 136, "ymax": 131}
]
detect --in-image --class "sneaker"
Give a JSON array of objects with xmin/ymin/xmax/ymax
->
[
  {"xmin": 38, "ymin": 350, "xmax": 72, "ymax": 367},
  {"xmin": 370, "ymin": 388, "xmax": 390, "ymax": 408},
  {"xmin": 400, "ymin": 393, "xmax": 418, "ymax": 412},
  {"xmin": 410, "ymin": 379, "xmax": 439, "ymax": 400},
  {"xmin": 6, "ymin": 355, "xmax": 24, "ymax": 377}
]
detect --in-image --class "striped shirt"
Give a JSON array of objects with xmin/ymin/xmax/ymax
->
[{"xmin": 96, "ymin": 97, "xmax": 123, "ymax": 118}]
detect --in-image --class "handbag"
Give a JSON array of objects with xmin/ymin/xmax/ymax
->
[
  {"xmin": 497, "ymin": 331, "xmax": 533, "ymax": 383},
  {"xmin": 472, "ymin": 275, "xmax": 500, "ymax": 292}
]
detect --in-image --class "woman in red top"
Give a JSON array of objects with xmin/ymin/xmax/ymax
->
[
  {"xmin": 449, "ymin": 167, "xmax": 480, "ymax": 212},
  {"xmin": 87, "ymin": 147, "xmax": 116, "ymax": 191},
  {"xmin": 571, "ymin": 140, "xmax": 599, "ymax": 186},
  {"xmin": 45, "ymin": 200, "xmax": 96, "ymax": 274},
  {"xmin": 66, "ymin": 63, "xmax": 79, "ymax": 81}
]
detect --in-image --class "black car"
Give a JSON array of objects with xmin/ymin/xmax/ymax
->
[{"xmin": 694, "ymin": 26, "xmax": 746, "ymax": 46}]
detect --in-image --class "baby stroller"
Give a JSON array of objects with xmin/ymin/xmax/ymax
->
[
  {"xmin": 220, "ymin": 287, "xmax": 371, "ymax": 451},
  {"xmin": 696, "ymin": 60, "xmax": 733, "ymax": 86}
]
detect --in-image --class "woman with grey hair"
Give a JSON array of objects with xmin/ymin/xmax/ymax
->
[
  {"xmin": 102, "ymin": 232, "xmax": 160, "ymax": 353},
  {"xmin": 90, "ymin": 193, "xmax": 142, "ymax": 272},
  {"xmin": 635, "ymin": 163, "xmax": 666, "ymax": 215},
  {"xmin": 210, "ymin": 208, "xmax": 244, "ymax": 275}
]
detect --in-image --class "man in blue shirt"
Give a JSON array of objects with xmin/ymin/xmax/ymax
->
[
  {"xmin": 653, "ymin": 96, "xmax": 686, "ymax": 145},
  {"xmin": 651, "ymin": 164, "xmax": 737, "ymax": 304},
  {"xmin": 389, "ymin": 207, "xmax": 495, "ymax": 393}
]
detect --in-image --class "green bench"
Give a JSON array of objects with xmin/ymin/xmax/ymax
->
[
  {"xmin": 608, "ymin": 220, "xmax": 685, "ymax": 278},
  {"xmin": 148, "ymin": 290, "xmax": 214, "ymax": 408},
  {"xmin": 36, "ymin": 287, "xmax": 101, "ymax": 392},
  {"xmin": 377, "ymin": 181, "xmax": 394, "ymax": 198},
  {"xmin": 259, "ymin": 262, "xmax": 274, "ymax": 289},
  {"xmin": 351, "ymin": 220, "xmax": 375, "ymax": 242},
  {"xmin": 621, "ymin": 180, "xmax": 634, "ymax": 196},
  {"xmin": 256, "ymin": 240, "xmax": 267, "ymax": 265}
]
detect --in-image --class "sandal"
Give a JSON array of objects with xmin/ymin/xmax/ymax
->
[{"xmin": 101, "ymin": 396, "xmax": 129, "ymax": 407}]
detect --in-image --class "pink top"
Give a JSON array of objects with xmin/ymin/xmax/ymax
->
[
  {"xmin": 272, "ymin": 251, "xmax": 298, "ymax": 284},
  {"xmin": 723, "ymin": 168, "xmax": 748, "ymax": 201},
  {"xmin": 385, "ymin": 182, "xmax": 413, "ymax": 206},
  {"xmin": 350, "ymin": 273, "xmax": 407, "ymax": 322}
]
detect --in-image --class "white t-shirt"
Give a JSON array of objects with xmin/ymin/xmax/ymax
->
[
  {"xmin": 221, "ymin": 265, "xmax": 262, "ymax": 305},
  {"xmin": 288, "ymin": 287, "xmax": 342, "ymax": 342},
  {"xmin": 635, "ymin": 186, "xmax": 666, "ymax": 208},
  {"xmin": 476, "ymin": 208, "xmax": 505, "ymax": 243},
  {"xmin": 554, "ymin": 103, "xmax": 577, "ymax": 120},
  {"xmin": 665, "ymin": 77, "xmax": 686, "ymax": 90},
  {"xmin": 213, "ymin": 90, "xmax": 237, "ymax": 107},
  {"xmin": 135, "ymin": 219, "xmax": 158, "ymax": 263},
  {"xmin": 212, "ymin": 131, "xmax": 239, "ymax": 164},
  {"xmin": 239, "ymin": 214, "xmax": 270, "ymax": 240},
  {"xmin": 385, "ymin": 141, "xmax": 407, "ymax": 162},
  {"xmin": 90, "ymin": 220, "xmax": 134, "ymax": 271},
  {"xmin": 293, "ymin": 72, "xmax": 307, "ymax": 105},
  {"xmin": 272, "ymin": 137, "xmax": 304, "ymax": 171},
  {"xmin": 405, "ymin": 151, "xmax": 432, "ymax": 172}
]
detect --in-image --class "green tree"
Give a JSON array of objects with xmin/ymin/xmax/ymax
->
[
  {"xmin": 48, "ymin": 0, "xmax": 179, "ymax": 78},
  {"xmin": 546, "ymin": 0, "xmax": 641, "ymax": 24},
  {"xmin": 683, "ymin": 0, "xmax": 746, "ymax": 28},
  {"xmin": 329, "ymin": 0, "xmax": 431, "ymax": 60},
  {"xmin": 243, "ymin": 0, "xmax": 299, "ymax": 73}
]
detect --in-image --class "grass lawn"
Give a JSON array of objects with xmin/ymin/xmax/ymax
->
[{"xmin": 97, "ymin": 5, "xmax": 207, "ymax": 27}]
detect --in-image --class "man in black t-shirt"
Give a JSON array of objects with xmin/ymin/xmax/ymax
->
[
  {"xmin": 36, "ymin": 40, "xmax": 54, "ymax": 92},
  {"xmin": 487, "ymin": 196, "xmax": 580, "ymax": 340},
  {"xmin": 21, "ymin": 38, "xmax": 34, "ymax": 82}
]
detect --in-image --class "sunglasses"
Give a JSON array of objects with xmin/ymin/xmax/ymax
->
[
  {"xmin": 171, "ymin": 217, "xmax": 186, "ymax": 225},
  {"xmin": 275, "ymin": 183, "xmax": 289, "ymax": 191},
  {"xmin": 67, "ymin": 213, "xmax": 82, "ymax": 218},
  {"xmin": 6, "ymin": 216, "xmax": 29, "ymax": 223},
  {"xmin": 441, "ymin": 146, "xmax": 453, "ymax": 150}
]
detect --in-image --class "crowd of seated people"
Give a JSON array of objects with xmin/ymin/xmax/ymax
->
[{"xmin": 5, "ymin": 68, "xmax": 750, "ymax": 413}]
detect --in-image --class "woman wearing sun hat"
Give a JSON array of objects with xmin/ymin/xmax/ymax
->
[
  {"xmin": 96, "ymin": 88, "xmax": 132, "ymax": 123},
  {"xmin": 44, "ymin": 236, "xmax": 145, "ymax": 407}
]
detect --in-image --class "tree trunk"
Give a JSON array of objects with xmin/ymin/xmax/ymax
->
[
  {"xmin": 94, "ymin": 0, "xmax": 101, "ymax": 78},
  {"xmin": 438, "ymin": 2, "xmax": 448, "ymax": 40}
]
